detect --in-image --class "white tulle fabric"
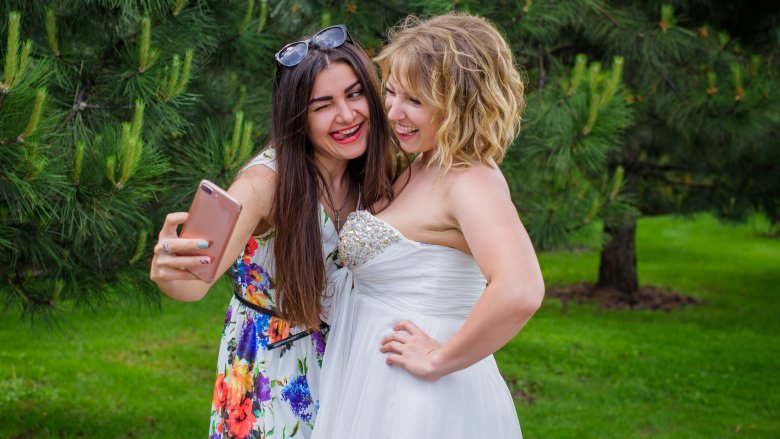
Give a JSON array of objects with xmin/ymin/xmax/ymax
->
[{"xmin": 313, "ymin": 211, "xmax": 522, "ymax": 439}]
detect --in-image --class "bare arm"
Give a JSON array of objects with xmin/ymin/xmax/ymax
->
[
  {"xmin": 149, "ymin": 165, "xmax": 276, "ymax": 301},
  {"xmin": 381, "ymin": 165, "xmax": 544, "ymax": 380}
]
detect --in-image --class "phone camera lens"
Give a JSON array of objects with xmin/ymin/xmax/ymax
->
[{"xmin": 201, "ymin": 184, "xmax": 213, "ymax": 195}]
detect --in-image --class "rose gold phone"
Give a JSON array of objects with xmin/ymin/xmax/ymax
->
[{"xmin": 179, "ymin": 180, "xmax": 242, "ymax": 283}]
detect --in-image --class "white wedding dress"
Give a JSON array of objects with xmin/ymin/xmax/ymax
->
[{"xmin": 312, "ymin": 210, "xmax": 522, "ymax": 439}]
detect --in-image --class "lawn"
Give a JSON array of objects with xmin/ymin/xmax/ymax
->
[{"xmin": 1, "ymin": 214, "xmax": 778, "ymax": 438}]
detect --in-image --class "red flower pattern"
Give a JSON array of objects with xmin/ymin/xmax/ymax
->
[
  {"xmin": 227, "ymin": 396, "xmax": 257, "ymax": 439},
  {"xmin": 244, "ymin": 237, "xmax": 259, "ymax": 260},
  {"xmin": 268, "ymin": 317, "xmax": 291, "ymax": 344},
  {"xmin": 212, "ymin": 373, "xmax": 228, "ymax": 412}
]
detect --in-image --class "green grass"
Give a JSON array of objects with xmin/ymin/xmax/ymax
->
[
  {"xmin": 498, "ymin": 214, "xmax": 780, "ymax": 438},
  {"xmin": 0, "ymin": 283, "xmax": 234, "ymax": 438},
  {"xmin": 1, "ymin": 214, "xmax": 778, "ymax": 438}
]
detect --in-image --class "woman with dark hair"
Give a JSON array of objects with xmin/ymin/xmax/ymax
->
[{"xmin": 150, "ymin": 25, "xmax": 395, "ymax": 439}]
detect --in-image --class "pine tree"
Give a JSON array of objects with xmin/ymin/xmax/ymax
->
[
  {"xmin": 515, "ymin": 0, "xmax": 779, "ymax": 296},
  {"xmin": 0, "ymin": 0, "xmax": 409, "ymax": 322},
  {"xmin": 406, "ymin": 0, "xmax": 779, "ymax": 297},
  {"xmin": 3, "ymin": 0, "xmax": 776, "ymax": 319},
  {"xmin": 510, "ymin": 0, "xmax": 779, "ymax": 296},
  {"xmin": 1, "ymin": 3, "xmax": 210, "ymax": 322}
]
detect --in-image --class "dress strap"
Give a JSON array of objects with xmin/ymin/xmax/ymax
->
[
  {"xmin": 232, "ymin": 287, "xmax": 280, "ymax": 318},
  {"xmin": 236, "ymin": 148, "xmax": 276, "ymax": 177}
]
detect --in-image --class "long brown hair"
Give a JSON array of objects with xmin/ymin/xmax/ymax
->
[{"xmin": 271, "ymin": 39, "xmax": 395, "ymax": 329}]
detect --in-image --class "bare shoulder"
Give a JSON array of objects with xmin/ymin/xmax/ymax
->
[
  {"xmin": 229, "ymin": 163, "xmax": 276, "ymax": 215},
  {"xmin": 445, "ymin": 162, "xmax": 510, "ymax": 200},
  {"xmin": 235, "ymin": 161, "xmax": 276, "ymax": 188}
]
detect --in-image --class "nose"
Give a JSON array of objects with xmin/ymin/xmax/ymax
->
[
  {"xmin": 386, "ymin": 99, "xmax": 404, "ymax": 121},
  {"xmin": 335, "ymin": 100, "xmax": 355, "ymax": 124}
]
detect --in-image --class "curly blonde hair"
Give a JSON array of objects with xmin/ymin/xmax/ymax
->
[{"xmin": 375, "ymin": 12, "xmax": 525, "ymax": 169}]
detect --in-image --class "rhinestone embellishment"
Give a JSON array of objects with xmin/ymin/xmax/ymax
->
[{"xmin": 339, "ymin": 211, "xmax": 401, "ymax": 268}]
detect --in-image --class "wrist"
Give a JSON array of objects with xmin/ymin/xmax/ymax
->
[{"xmin": 427, "ymin": 347, "xmax": 450, "ymax": 380}]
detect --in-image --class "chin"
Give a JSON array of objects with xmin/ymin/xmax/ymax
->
[
  {"xmin": 341, "ymin": 142, "xmax": 369, "ymax": 160},
  {"xmin": 399, "ymin": 142, "xmax": 431, "ymax": 155}
]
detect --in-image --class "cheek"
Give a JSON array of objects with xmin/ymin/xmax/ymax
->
[
  {"xmin": 306, "ymin": 114, "xmax": 327, "ymax": 138},
  {"xmin": 428, "ymin": 120, "xmax": 443, "ymax": 139},
  {"xmin": 356, "ymin": 99, "xmax": 370, "ymax": 118}
]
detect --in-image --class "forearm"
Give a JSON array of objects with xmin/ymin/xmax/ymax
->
[
  {"xmin": 432, "ymin": 280, "xmax": 543, "ymax": 377},
  {"xmin": 150, "ymin": 168, "xmax": 274, "ymax": 302},
  {"xmin": 156, "ymin": 278, "xmax": 212, "ymax": 302}
]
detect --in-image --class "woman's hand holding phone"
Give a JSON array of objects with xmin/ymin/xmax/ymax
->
[
  {"xmin": 150, "ymin": 212, "xmax": 213, "ymax": 282},
  {"xmin": 151, "ymin": 179, "xmax": 242, "ymax": 285},
  {"xmin": 151, "ymin": 176, "xmax": 261, "ymax": 302}
]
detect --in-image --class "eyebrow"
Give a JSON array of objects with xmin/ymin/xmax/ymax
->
[
  {"xmin": 384, "ymin": 81, "xmax": 406, "ymax": 96},
  {"xmin": 309, "ymin": 80, "xmax": 362, "ymax": 104}
]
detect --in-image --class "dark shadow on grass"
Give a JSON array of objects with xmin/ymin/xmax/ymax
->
[
  {"xmin": 502, "ymin": 375, "xmax": 543, "ymax": 405},
  {"xmin": 547, "ymin": 282, "xmax": 703, "ymax": 312}
]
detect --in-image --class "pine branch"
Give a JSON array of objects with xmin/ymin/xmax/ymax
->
[
  {"xmin": 68, "ymin": 78, "xmax": 90, "ymax": 120},
  {"xmin": 591, "ymin": 1, "xmax": 625, "ymax": 32},
  {"xmin": 632, "ymin": 161, "xmax": 689, "ymax": 172},
  {"xmin": 652, "ymin": 173, "xmax": 716, "ymax": 191},
  {"xmin": 537, "ymin": 44, "xmax": 546, "ymax": 90}
]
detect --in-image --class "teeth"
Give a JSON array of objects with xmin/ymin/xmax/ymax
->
[
  {"xmin": 396, "ymin": 125, "xmax": 418, "ymax": 134},
  {"xmin": 337, "ymin": 124, "xmax": 360, "ymax": 135}
]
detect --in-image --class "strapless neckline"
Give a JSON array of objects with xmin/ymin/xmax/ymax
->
[{"xmin": 345, "ymin": 210, "xmax": 468, "ymax": 254}]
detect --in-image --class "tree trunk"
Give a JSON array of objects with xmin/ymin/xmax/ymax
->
[{"xmin": 596, "ymin": 217, "xmax": 639, "ymax": 295}]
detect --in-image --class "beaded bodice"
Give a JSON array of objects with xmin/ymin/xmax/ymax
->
[
  {"xmin": 332, "ymin": 210, "xmax": 487, "ymax": 319},
  {"xmin": 338, "ymin": 210, "xmax": 401, "ymax": 268}
]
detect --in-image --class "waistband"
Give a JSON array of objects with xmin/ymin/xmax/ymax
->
[{"xmin": 232, "ymin": 289, "xmax": 326, "ymax": 350}]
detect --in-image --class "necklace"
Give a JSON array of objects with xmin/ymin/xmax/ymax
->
[{"xmin": 322, "ymin": 177, "xmax": 351, "ymax": 231}]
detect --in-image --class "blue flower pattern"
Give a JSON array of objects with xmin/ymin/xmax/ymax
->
[
  {"xmin": 237, "ymin": 316, "xmax": 257, "ymax": 362},
  {"xmin": 281, "ymin": 375, "xmax": 316, "ymax": 423}
]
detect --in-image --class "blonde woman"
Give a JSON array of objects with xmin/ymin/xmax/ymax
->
[{"xmin": 312, "ymin": 13, "xmax": 544, "ymax": 438}]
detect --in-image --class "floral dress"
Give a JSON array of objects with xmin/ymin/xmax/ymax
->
[{"xmin": 209, "ymin": 149, "xmax": 340, "ymax": 439}]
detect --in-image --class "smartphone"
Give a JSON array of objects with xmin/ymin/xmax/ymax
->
[{"xmin": 179, "ymin": 180, "xmax": 243, "ymax": 283}]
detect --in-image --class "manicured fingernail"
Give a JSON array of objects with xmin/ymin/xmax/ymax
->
[
  {"xmin": 197, "ymin": 240, "xmax": 209, "ymax": 249},
  {"xmin": 200, "ymin": 258, "xmax": 210, "ymax": 264}
]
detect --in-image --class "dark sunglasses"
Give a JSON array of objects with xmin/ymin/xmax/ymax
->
[{"xmin": 275, "ymin": 24, "xmax": 354, "ymax": 67}]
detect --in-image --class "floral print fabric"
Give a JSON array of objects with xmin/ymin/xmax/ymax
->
[{"xmin": 209, "ymin": 150, "xmax": 339, "ymax": 439}]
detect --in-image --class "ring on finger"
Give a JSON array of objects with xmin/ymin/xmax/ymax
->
[{"xmin": 162, "ymin": 239, "xmax": 171, "ymax": 254}]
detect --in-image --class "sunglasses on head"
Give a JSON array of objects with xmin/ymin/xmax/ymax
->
[{"xmin": 275, "ymin": 24, "xmax": 354, "ymax": 67}]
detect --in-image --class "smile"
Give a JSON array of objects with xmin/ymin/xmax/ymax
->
[
  {"xmin": 330, "ymin": 122, "xmax": 365, "ymax": 144},
  {"xmin": 395, "ymin": 124, "xmax": 419, "ymax": 138}
]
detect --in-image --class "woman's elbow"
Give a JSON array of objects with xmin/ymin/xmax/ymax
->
[{"xmin": 512, "ymin": 279, "xmax": 545, "ymax": 318}]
